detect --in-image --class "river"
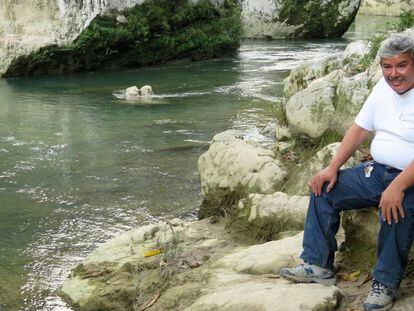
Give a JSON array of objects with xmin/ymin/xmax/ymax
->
[{"xmin": 0, "ymin": 14, "xmax": 396, "ymax": 311}]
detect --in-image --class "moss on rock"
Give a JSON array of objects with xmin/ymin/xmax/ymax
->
[
  {"xmin": 3, "ymin": 0, "xmax": 242, "ymax": 77},
  {"xmin": 338, "ymin": 209, "xmax": 379, "ymax": 272}
]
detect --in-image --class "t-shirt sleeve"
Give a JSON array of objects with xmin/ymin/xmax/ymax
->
[
  {"xmin": 354, "ymin": 80, "xmax": 382, "ymax": 131},
  {"xmin": 355, "ymin": 98, "xmax": 375, "ymax": 131}
]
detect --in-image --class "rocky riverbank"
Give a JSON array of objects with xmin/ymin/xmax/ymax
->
[{"xmin": 59, "ymin": 27, "xmax": 414, "ymax": 310}]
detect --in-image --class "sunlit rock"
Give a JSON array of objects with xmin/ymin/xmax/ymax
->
[
  {"xmin": 211, "ymin": 129, "xmax": 244, "ymax": 143},
  {"xmin": 216, "ymin": 232, "xmax": 303, "ymax": 274},
  {"xmin": 121, "ymin": 85, "xmax": 154, "ymax": 100},
  {"xmin": 139, "ymin": 85, "xmax": 154, "ymax": 97},
  {"xmin": 125, "ymin": 86, "xmax": 140, "ymax": 99},
  {"xmin": 238, "ymin": 191, "xmax": 309, "ymax": 232},
  {"xmin": 59, "ymin": 217, "xmax": 344, "ymax": 311},
  {"xmin": 198, "ymin": 131, "xmax": 287, "ymax": 197},
  {"xmin": 283, "ymin": 53, "xmax": 343, "ymax": 99},
  {"xmin": 59, "ymin": 218, "xmax": 228, "ymax": 310},
  {"xmin": 334, "ymin": 71, "xmax": 374, "ymax": 134},
  {"xmin": 260, "ymin": 122, "xmax": 291, "ymax": 142},
  {"xmin": 189, "ymin": 280, "xmax": 342, "ymax": 311},
  {"xmin": 286, "ymin": 77, "xmax": 336, "ymax": 139},
  {"xmin": 342, "ymin": 40, "xmax": 371, "ymax": 75}
]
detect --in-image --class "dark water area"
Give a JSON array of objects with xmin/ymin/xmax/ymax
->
[{"xmin": 0, "ymin": 13, "xmax": 396, "ymax": 310}]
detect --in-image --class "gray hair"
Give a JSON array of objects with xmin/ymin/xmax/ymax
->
[{"xmin": 378, "ymin": 33, "xmax": 414, "ymax": 59}]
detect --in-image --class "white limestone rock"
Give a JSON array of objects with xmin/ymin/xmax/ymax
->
[
  {"xmin": 217, "ymin": 232, "xmax": 304, "ymax": 274},
  {"xmin": 239, "ymin": 191, "xmax": 309, "ymax": 225},
  {"xmin": 283, "ymin": 53, "xmax": 343, "ymax": 99},
  {"xmin": 343, "ymin": 40, "xmax": 370, "ymax": 62},
  {"xmin": 125, "ymin": 86, "xmax": 140, "ymax": 99},
  {"xmin": 343, "ymin": 40, "xmax": 371, "ymax": 74},
  {"xmin": 334, "ymin": 71, "xmax": 374, "ymax": 134},
  {"xmin": 283, "ymin": 142, "xmax": 363, "ymax": 195},
  {"xmin": 60, "ymin": 278, "xmax": 97, "ymax": 308},
  {"xmin": 83, "ymin": 222, "xmax": 162, "ymax": 266},
  {"xmin": 124, "ymin": 85, "xmax": 154, "ymax": 100},
  {"xmin": 261, "ymin": 122, "xmax": 291, "ymax": 141},
  {"xmin": 140, "ymin": 85, "xmax": 154, "ymax": 96},
  {"xmin": 286, "ymin": 77, "xmax": 336, "ymax": 139},
  {"xmin": 60, "ymin": 218, "xmax": 344, "ymax": 311},
  {"xmin": 240, "ymin": 0, "xmax": 298, "ymax": 39},
  {"xmin": 189, "ymin": 276, "xmax": 342, "ymax": 311},
  {"xmin": 211, "ymin": 129, "xmax": 243, "ymax": 143},
  {"xmin": 274, "ymin": 141, "xmax": 292, "ymax": 153},
  {"xmin": 59, "ymin": 218, "xmax": 229, "ymax": 310},
  {"xmin": 198, "ymin": 133, "xmax": 287, "ymax": 196},
  {"xmin": 282, "ymin": 35, "xmax": 391, "ymax": 139},
  {"xmin": 188, "ymin": 231, "xmax": 342, "ymax": 311}
]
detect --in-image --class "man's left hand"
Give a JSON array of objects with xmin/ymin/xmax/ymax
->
[{"xmin": 379, "ymin": 185, "xmax": 406, "ymax": 224}]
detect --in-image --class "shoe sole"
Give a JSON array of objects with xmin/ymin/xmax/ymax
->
[
  {"xmin": 280, "ymin": 272, "xmax": 336, "ymax": 286},
  {"xmin": 363, "ymin": 302, "xmax": 392, "ymax": 311}
]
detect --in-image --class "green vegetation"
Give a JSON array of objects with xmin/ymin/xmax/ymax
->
[
  {"xmin": 358, "ymin": 33, "xmax": 388, "ymax": 70},
  {"xmin": 279, "ymin": 129, "xmax": 343, "ymax": 171},
  {"xmin": 273, "ymin": 99, "xmax": 288, "ymax": 127},
  {"xmin": 391, "ymin": 9, "xmax": 414, "ymax": 31},
  {"xmin": 4, "ymin": 0, "xmax": 242, "ymax": 77},
  {"xmin": 198, "ymin": 185, "xmax": 285, "ymax": 244},
  {"xmin": 229, "ymin": 198, "xmax": 303, "ymax": 244},
  {"xmin": 198, "ymin": 184, "xmax": 248, "ymax": 221}
]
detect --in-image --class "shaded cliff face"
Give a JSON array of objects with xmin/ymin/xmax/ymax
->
[
  {"xmin": 359, "ymin": 0, "xmax": 414, "ymax": 16},
  {"xmin": 241, "ymin": 0, "xmax": 361, "ymax": 39}
]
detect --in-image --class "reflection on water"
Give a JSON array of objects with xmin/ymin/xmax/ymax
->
[{"xmin": 0, "ymin": 13, "xmax": 396, "ymax": 311}]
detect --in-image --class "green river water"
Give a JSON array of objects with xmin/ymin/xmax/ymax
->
[{"xmin": 0, "ymin": 14, "xmax": 396, "ymax": 311}]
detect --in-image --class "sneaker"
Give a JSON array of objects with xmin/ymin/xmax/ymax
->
[
  {"xmin": 363, "ymin": 280, "xmax": 401, "ymax": 311},
  {"xmin": 279, "ymin": 262, "xmax": 336, "ymax": 286}
]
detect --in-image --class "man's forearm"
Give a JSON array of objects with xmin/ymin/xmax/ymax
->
[{"xmin": 329, "ymin": 123, "xmax": 370, "ymax": 170}]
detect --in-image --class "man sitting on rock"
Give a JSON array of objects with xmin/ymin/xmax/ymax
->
[{"xmin": 280, "ymin": 33, "xmax": 414, "ymax": 311}]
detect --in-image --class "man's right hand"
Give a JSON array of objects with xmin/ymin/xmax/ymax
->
[{"xmin": 310, "ymin": 166, "xmax": 338, "ymax": 196}]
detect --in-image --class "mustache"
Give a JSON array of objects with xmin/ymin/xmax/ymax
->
[{"xmin": 387, "ymin": 76, "xmax": 404, "ymax": 82}]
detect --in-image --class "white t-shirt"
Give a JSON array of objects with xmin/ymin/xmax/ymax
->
[{"xmin": 355, "ymin": 77, "xmax": 414, "ymax": 170}]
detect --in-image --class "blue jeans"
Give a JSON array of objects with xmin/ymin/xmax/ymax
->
[{"xmin": 300, "ymin": 161, "xmax": 414, "ymax": 289}]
